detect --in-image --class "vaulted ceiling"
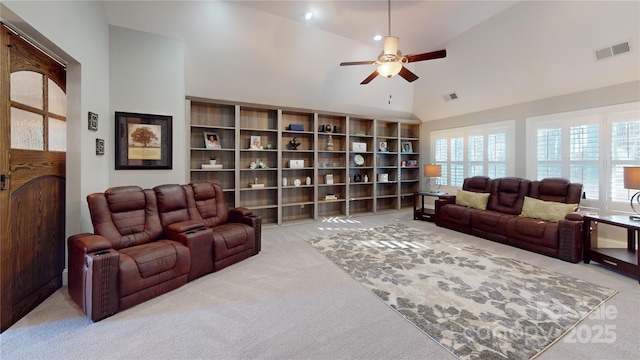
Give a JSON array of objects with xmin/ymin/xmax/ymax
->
[{"xmin": 104, "ymin": 1, "xmax": 639, "ymax": 121}]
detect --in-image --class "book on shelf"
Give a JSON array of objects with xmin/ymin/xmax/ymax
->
[
  {"xmin": 324, "ymin": 194, "xmax": 338, "ymax": 200},
  {"xmin": 202, "ymin": 164, "xmax": 223, "ymax": 169},
  {"xmin": 249, "ymin": 183, "xmax": 265, "ymax": 188}
]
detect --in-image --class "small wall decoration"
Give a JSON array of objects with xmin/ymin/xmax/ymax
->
[
  {"xmin": 379, "ymin": 141, "xmax": 388, "ymax": 152},
  {"xmin": 95, "ymin": 138, "xmax": 105, "ymax": 155},
  {"xmin": 115, "ymin": 111, "xmax": 172, "ymax": 170},
  {"xmin": 204, "ymin": 132, "xmax": 221, "ymax": 149},
  {"xmin": 88, "ymin": 112, "xmax": 98, "ymax": 131},
  {"xmin": 401, "ymin": 141, "xmax": 413, "ymax": 153}
]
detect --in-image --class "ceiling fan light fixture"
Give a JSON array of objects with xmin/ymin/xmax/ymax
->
[
  {"xmin": 377, "ymin": 61, "xmax": 402, "ymax": 78},
  {"xmin": 383, "ymin": 36, "xmax": 399, "ymax": 57}
]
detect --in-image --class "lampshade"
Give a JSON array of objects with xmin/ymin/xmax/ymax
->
[
  {"xmin": 377, "ymin": 61, "xmax": 402, "ymax": 78},
  {"xmin": 423, "ymin": 164, "xmax": 442, "ymax": 178},
  {"xmin": 624, "ymin": 167, "xmax": 640, "ymax": 189}
]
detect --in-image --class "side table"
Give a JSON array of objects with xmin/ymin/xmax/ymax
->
[
  {"xmin": 413, "ymin": 191, "xmax": 446, "ymax": 222},
  {"xmin": 583, "ymin": 214, "xmax": 640, "ymax": 284}
]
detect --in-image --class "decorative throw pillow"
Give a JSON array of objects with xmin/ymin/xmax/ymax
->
[
  {"xmin": 520, "ymin": 196, "xmax": 578, "ymax": 222},
  {"xmin": 455, "ymin": 189, "xmax": 490, "ymax": 210}
]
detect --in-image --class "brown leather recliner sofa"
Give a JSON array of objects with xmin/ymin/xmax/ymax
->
[
  {"xmin": 435, "ymin": 176, "xmax": 583, "ymax": 263},
  {"xmin": 67, "ymin": 181, "xmax": 261, "ymax": 321}
]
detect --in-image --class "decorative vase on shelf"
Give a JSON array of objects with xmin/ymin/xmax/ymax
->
[
  {"xmin": 289, "ymin": 137, "xmax": 301, "ymax": 150},
  {"xmin": 209, "ymin": 159, "xmax": 216, "ymax": 165},
  {"xmin": 326, "ymin": 134, "xmax": 334, "ymax": 151},
  {"xmin": 306, "ymin": 176, "xmax": 311, "ymax": 185}
]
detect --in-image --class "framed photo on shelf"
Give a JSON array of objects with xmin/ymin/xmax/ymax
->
[
  {"xmin": 401, "ymin": 141, "xmax": 413, "ymax": 153},
  {"xmin": 115, "ymin": 111, "xmax": 172, "ymax": 170},
  {"xmin": 250, "ymin": 135, "xmax": 262, "ymax": 149},
  {"xmin": 379, "ymin": 141, "xmax": 388, "ymax": 152},
  {"xmin": 204, "ymin": 132, "xmax": 221, "ymax": 149},
  {"xmin": 407, "ymin": 160, "xmax": 418, "ymax": 167}
]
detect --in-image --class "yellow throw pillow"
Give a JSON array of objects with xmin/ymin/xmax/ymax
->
[
  {"xmin": 520, "ymin": 196, "xmax": 577, "ymax": 222},
  {"xmin": 455, "ymin": 189, "xmax": 490, "ymax": 210}
]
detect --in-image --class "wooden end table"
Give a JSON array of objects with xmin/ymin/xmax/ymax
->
[
  {"xmin": 583, "ymin": 214, "xmax": 640, "ymax": 284},
  {"xmin": 413, "ymin": 191, "xmax": 446, "ymax": 222}
]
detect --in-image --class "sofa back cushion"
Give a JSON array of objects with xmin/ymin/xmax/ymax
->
[
  {"xmin": 154, "ymin": 184, "xmax": 191, "ymax": 228},
  {"xmin": 462, "ymin": 176, "xmax": 492, "ymax": 193},
  {"xmin": 87, "ymin": 186, "xmax": 162, "ymax": 250},
  {"xmin": 529, "ymin": 178, "xmax": 583, "ymax": 204},
  {"xmin": 486, "ymin": 177, "xmax": 530, "ymax": 215},
  {"xmin": 188, "ymin": 181, "xmax": 229, "ymax": 227}
]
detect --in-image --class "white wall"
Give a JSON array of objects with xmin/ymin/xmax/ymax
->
[
  {"xmin": 108, "ymin": 25, "xmax": 186, "ymax": 188},
  {"xmin": 102, "ymin": 0, "xmax": 417, "ymax": 120}
]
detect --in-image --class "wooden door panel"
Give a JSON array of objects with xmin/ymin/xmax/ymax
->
[{"xmin": 1, "ymin": 25, "xmax": 66, "ymax": 332}]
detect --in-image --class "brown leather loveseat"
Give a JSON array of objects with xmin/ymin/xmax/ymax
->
[
  {"xmin": 68, "ymin": 181, "xmax": 261, "ymax": 321},
  {"xmin": 435, "ymin": 176, "xmax": 583, "ymax": 262}
]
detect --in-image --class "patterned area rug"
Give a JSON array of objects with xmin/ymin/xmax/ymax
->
[{"xmin": 306, "ymin": 224, "xmax": 617, "ymax": 360}]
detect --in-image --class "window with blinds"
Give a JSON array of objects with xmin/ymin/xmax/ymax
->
[
  {"xmin": 526, "ymin": 102, "xmax": 640, "ymax": 212},
  {"xmin": 430, "ymin": 120, "xmax": 515, "ymax": 187}
]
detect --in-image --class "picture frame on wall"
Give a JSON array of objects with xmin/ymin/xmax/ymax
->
[
  {"xmin": 115, "ymin": 111, "xmax": 172, "ymax": 170},
  {"xmin": 204, "ymin": 132, "xmax": 221, "ymax": 149},
  {"xmin": 88, "ymin": 111, "xmax": 98, "ymax": 131},
  {"xmin": 401, "ymin": 141, "xmax": 413, "ymax": 153},
  {"xmin": 95, "ymin": 138, "xmax": 104, "ymax": 155}
]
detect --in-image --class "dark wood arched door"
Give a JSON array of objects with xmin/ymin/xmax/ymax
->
[{"xmin": 0, "ymin": 24, "xmax": 66, "ymax": 332}]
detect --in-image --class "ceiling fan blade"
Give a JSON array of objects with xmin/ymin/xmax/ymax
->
[
  {"xmin": 405, "ymin": 49, "xmax": 447, "ymax": 63},
  {"xmin": 398, "ymin": 66, "xmax": 419, "ymax": 82},
  {"xmin": 360, "ymin": 70, "xmax": 379, "ymax": 85},
  {"xmin": 340, "ymin": 60, "xmax": 376, "ymax": 66}
]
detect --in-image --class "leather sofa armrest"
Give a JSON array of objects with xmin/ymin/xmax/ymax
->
[
  {"xmin": 69, "ymin": 233, "xmax": 112, "ymax": 254},
  {"xmin": 67, "ymin": 233, "xmax": 118, "ymax": 321},
  {"xmin": 229, "ymin": 207, "xmax": 252, "ymax": 219},
  {"xmin": 166, "ymin": 226, "xmax": 214, "ymax": 280},
  {"xmin": 434, "ymin": 196, "xmax": 456, "ymax": 226},
  {"xmin": 228, "ymin": 209, "xmax": 262, "ymax": 255},
  {"xmin": 438, "ymin": 194, "xmax": 456, "ymax": 203},
  {"xmin": 565, "ymin": 211, "xmax": 583, "ymax": 221},
  {"xmin": 558, "ymin": 217, "xmax": 584, "ymax": 263},
  {"xmin": 165, "ymin": 220, "xmax": 205, "ymax": 234}
]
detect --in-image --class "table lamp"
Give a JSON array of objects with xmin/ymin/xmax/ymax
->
[
  {"xmin": 423, "ymin": 164, "xmax": 442, "ymax": 193},
  {"xmin": 623, "ymin": 166, "xmax": 640, "ymax": 220}
]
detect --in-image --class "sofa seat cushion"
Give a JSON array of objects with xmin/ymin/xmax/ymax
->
[
  {"xmin": 211, "ymin": 223, "xmax": 254, "ymax": 261},
  {"xmin": 506, "ymin": 217, "xmax": 559, "ymax": 248},
  {"xmin": 118, "ymin": 240, "xmax": 190, "ymax": 297},
  {"xmin": 438, "ymin": 204, "xmax": 481, "ymax": 229},
  {"xmin": 470, "ymin": 210, "xmax": 515, "ymax": 237}
]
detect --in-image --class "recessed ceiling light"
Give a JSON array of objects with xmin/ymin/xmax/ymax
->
[
  {"xmin": 373, "ymin": 35, "xmax": 382, "ymax": 41},
  {"xmin": 305, "ymin": 11, "xmax": 314, "ymax": 20}
]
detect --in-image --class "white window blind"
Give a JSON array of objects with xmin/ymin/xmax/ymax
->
[
  {"xmin": 430, "ymin": 120, "xmax": 515, "ymax": 187},
  {"xmin": 526, "ymin": 101, "xmax": 640, "ymax": 212}
]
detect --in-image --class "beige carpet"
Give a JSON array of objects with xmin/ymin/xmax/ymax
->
[{"xmin": 1, "ymin": 212, "xmax": 638, "ymax": 359}]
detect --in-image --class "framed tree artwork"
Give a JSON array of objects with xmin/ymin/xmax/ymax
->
[{"xmin": 115, "ymin": 111, "xmax": 172, "ymax": 169}]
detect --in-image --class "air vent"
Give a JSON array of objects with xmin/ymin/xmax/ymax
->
[
  {"xmin": 443, "ymin": 92, "xmax": 458, "ymax": 102},
  {"xmin": 594, "ymin": 40, "xmax": 631, "ymax": 61}
]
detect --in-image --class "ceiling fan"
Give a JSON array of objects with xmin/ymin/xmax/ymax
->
[{"xmin": 339, "ymin": 0, "xmax": 447, "ymax": 85}]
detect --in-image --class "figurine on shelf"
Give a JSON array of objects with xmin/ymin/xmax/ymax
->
[
  {"xmin": 289, "ymin": 137, "xmax": 301, "ymax": 150},
  {"xmin": 326, "ymin": 134, "xmax": 334, "ymax": 151}
]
